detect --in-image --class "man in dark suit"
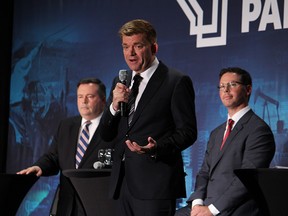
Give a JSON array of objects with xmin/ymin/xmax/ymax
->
[
  {"xmin": 176, "ymin": 67, "xmax": 275, "ymax": 216},
  {"xmin": 100, "ymin": 19, "xmax": 197, "ymax": 216},
  {"xmin": 17, "ymin": 78, "xmax": 113, "ymax": 216}
]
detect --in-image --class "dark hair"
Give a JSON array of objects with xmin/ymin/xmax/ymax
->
[
  {"xmin": 118, "ymin": 19, "xmax": 157, "ymax": 44},
  {"xmin": 219, "ymin": 67, "xmax": 252, "ymax": 86},
  {"xmin": 77, "ymin": 78, "xmax": 106, "ymax": 99}
]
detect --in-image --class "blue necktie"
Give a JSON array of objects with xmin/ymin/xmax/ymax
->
[{"xmin": 76, "ymin": 121, "xmax": 91, "ymax": 168}]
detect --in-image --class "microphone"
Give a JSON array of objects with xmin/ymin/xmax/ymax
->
[
  {"xmin": 93, "ymin": 161, "xmax": 105, "ymax": 169},
  {"xmin": 118, "ymin": 70, "xmax": 128, "ymax": 116}
]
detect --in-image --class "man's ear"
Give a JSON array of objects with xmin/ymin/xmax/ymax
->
[
  {"xmin": 246, "ymin": 85, "xmax": 252, "ymax": 96},
  {"xmin": 151, "ymin": 43, "xmax": 158, "ymax": 54}
]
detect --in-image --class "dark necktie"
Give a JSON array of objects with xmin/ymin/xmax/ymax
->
[
  {"xmin": 76, "ymin": 121, "xmax": 91, "ymax": 168},
  {"xmin": 128, "ymin": 74, "xmax": 143, "ymax": 126},
  {"xmin": 220, "ymin": 119, "xmax": 234, "ymax": 150}
]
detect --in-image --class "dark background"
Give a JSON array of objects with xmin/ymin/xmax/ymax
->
[{"xmin": 0, "ymin": 0, "xmax": 13, "ymax": 172}]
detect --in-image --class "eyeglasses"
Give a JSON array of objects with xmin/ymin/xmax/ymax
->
[{"xmin": 218, "ymin": 81, "xmax": 244, "ymax": 92}]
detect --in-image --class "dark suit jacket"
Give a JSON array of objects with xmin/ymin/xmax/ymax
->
[
  {"xmin": 100, "ymin": 61, "xmax": 197, "ymax": 200},
  {"xmin": 187, "ymin": 110, "xmax": 275, "ymax": 216},
  {"xmin": 34, "ymin": 115, "xmax": 113, "ymax": 216}
]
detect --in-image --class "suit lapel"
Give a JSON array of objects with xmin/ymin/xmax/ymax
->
[
  {"xmin": 128, "ymin": 63, "xmax": 167, "ymax": 128},
  {"xmin": 210, "ymin": 123, "xmax": 226, "ymax": 169},
  {"xmin": 210, "ymin": 110, "xmax": 254, "ymax": 171},
  {"xmin": 68, "ymin": 117, "xmax": 82, "ymax": 168},
  {"xmin": 70, "ymin": 117, "xmax": 101, "ymax": 168},
  {"xmin": 222, "ymin": 110, "xmax": 254, "ymax": 151},
  {"xmin": 79, "ymin": 128, "xmax": 101, "ymax": 166}
]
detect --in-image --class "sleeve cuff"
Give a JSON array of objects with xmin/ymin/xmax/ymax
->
[
  {"xmin": 192, "ymin": 199, "xmax": 203, "ymax": 207},
  {"xmin": 109, "ymin": 103, "xmax": 119, "ymax": 116},
  {"xmin": 208, "ymin": 204, "xmax": 220, "ymax": 216}
]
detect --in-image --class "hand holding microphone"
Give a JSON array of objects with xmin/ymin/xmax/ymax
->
[{"xmin": 118, "ymin": 70, "xmax": 128, "ymax": 116}]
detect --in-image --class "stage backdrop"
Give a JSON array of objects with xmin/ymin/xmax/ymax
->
[{"xmin": 7, "ymin": 0, "xmax": 288, "ymax": 215}]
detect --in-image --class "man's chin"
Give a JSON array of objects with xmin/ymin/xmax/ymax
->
[{"xmin": 80, "ymin": 111, "xmax": 91, "ymax": 117}]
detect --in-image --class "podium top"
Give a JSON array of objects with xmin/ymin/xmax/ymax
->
[
  {"xmin": 0, "ymin": 173, "xmax": 39, "ymax": 215},
  {"xmin": 63, "ymin": 169, "xmax": 112, "ymax": 178}
]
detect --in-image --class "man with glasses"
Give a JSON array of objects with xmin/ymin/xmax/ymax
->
[{"xmin": 176, "ymin": 67, "xmax": 275, "ymax": 216}]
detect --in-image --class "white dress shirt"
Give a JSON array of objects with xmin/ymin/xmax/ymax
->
[
  {"xmin": 79, "ymin": 113, "xmax": 102, "ymax": 143},
  {"xmin": 110, "ymin": 57, "xmax": 159, "ymax": 115}
]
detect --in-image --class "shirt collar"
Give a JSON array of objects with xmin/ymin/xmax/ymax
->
[
  {"xmin": 81, "ymin": 112, "xmax": 103, "ymax": 126},
  {"xmin": 228, "ymin": 106, "xmax": 251, "ymax": 126}
]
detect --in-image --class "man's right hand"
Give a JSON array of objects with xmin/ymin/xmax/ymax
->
[
  {"xmin": 112, "ymin": 83, "xmax": 130, "ymax": 111},
  {"xmin": 191, "ymin": 205, "xmax": 213, "ymax": 216},
  {"xmin": 17, "ymin": 166, "xmax": 43, "ymax": 177}
]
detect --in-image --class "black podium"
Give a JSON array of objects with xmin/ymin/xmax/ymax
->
[
  {"xmin": 63, "ymin": 169, "xmax": 116, "ymax": 216},
  {"xmin": 234, "ymin": 168, "xmax": 288, "ymax": 216},
  {"xmin": 0, "ymin": 173, "xmax": 39, "ymax": 215}
]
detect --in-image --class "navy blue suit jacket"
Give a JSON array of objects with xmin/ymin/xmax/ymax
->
[{"xmin": 100, "ymin": 61, "xmax": 197, "ymax": 200}]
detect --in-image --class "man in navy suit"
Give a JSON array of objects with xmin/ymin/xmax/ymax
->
[
  {"xmin": 100, "ymin": 19, "xmax": 198, "ymax": 216},
  {"xmin": 18, "ymin": 78, "xmax": 113, "ymax": 216},
  {"xmin": 176, "ymin": 67, "xmax": 275, "ymax": 216}
]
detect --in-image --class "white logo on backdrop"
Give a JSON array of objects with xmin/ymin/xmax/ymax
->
[
  {"xmin": 177, "ymin": 0, "xmax": 288, "ymax": 48},
  {"xmin": 177, "ymin": 0, "xmax": 228, "ymax": 48}
]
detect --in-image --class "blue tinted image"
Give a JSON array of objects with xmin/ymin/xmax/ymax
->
[{"xmin": 7, "ymin": 0, "xmax": 288, "ymax": 215}]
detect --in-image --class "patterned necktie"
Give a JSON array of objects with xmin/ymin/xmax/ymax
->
[
  {"xmin": 76, "ymin": 121, "xmax": 91, "ymax": 168},
  {"xmin": 220, "ymin": 119, "xmax": 234, "ymax": 150},
  {"xmin": 128, "ymin": 74, "xmax": 143, "ymax": 126}
]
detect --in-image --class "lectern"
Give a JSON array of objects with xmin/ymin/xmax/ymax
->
[
  {"xmin": 0, "ymin": 173, "xmax": 39, "ymax": 215},
  {"xmin": 234, "ymin": 168, "xmax": 288, "ymax": 216},
  {"xmin": 63, "ymin": 169, "xmax": 116, "ymax": 216}
]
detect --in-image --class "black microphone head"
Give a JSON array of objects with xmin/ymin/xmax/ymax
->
[
  {"xmin": 118, "ymin": 69, "xmax": 128, "ymax": 116},
  {"xmin": 119, "ymin": 70, "xmax": 128, "ymax": 84}
]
